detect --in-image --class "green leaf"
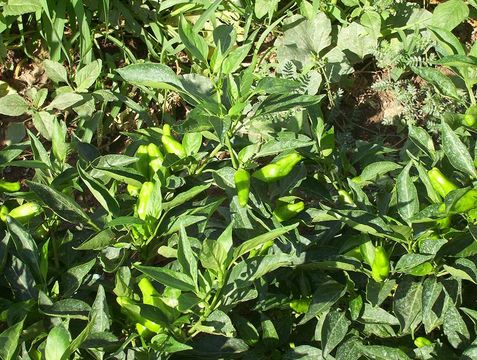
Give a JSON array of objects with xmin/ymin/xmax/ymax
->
[
  {"xmin": 356, "ymin": 161, "xmax": 401, "ymax": 184},
  {"xmin": 0, "ymin": 319, "xmax": 24, "ymax": 360},
  {"xmin": 4, "ymin": 255, "xmax": 38, "ymax": 300},
  {"xmin": 233, "ymin": 223, "xmax": 298, "ymax": 261},
  {"xmin": 321, "ymin": 310, "xmax": 351, "ymax": 357},
  {"xmin": 361, "ymin": 345, "xmax": 411, "ymax": 360},
  {"xmin": 135, "ymin": 264, "xmax": 196, "ymax": 292},
  {"xmin": 178, "ymin": 15, "xmax": 209, "ymax": 63},
  {"xmin": 6, "ymin": 217, "xmax": 42, "ymax": 283},
  {"xmin": 77, "ymin": 163, "xmax": 120, "ymax": 216},
  {"xmin": 431, "ymin": 0, "xmax": 469, "ymax": 31},
  {"xmin": 300, "ymin": 281, "xmax": 346, "ymax": 324},
  {"xmin": 90, "ymin": 284, "xmax": 110, "ymax": 333},
  {"xmin": 411, "ymin": 66, "xmax": 459, "ymax": 99},
  {"xmin": 74, "ymin": 228, "xmax": 115, "ymax": 250},
  {"xmin": 26, "ymin": 181, "xmax": 97, "ymax": 229},
  {"xmin": 75, "ymin": 59, "xmax": 102, "ymax": 91},
  {"xmin": 47, "ymin": 92, "xmax": 84, "ymax": 110},
  {"xmin": 396, "ymin": 162, "xmax": 419, "ymax": 223},
  {"xmin": 0, "ymin": 94, "xmax": 29, "ymax": 116},
  {"xmin": 42, "ymin": 60, "xmax": 69, "ymax": 83},
  {"xmin": 441, "ymin": 121, "xmax": 477, "ymax": 178},
  {"xmin": 443, "ymin": 302, "xmax": 470, "ymax": 348},
  {"xmin": 62, "ymin": 258, "xmax": 96, "ymax": 297},
  {"xmin": 3, "ymin": 0, "xmax": 42, "ymax": 16},
  {"xmin": 393, "ymin": 278, "xmax": 423, "ymax": 334},
  {"xmin": 178, "ymin": 225, "xmax": 198, "ymax": 288},
  {"xmin": 116, "ymin": 63, "xmax": 183, "ymax": 90},
  {"xmin": 162, "ymin": 184, "xmax": 211, "ymax": 212},
  {"xmin": 61, "ymin": 320, "xmax": 94, "ymax": 360},
  {"xmin": 40, "ymin": 298, "xmax": 92, "ymax": 320},
  {"xmin": 45, "ymin": 324, "xmax": 70, "ymax": 360}
]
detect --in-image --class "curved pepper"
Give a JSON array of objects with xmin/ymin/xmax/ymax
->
[
  {"xmin": 7, "ymin": 202, "xmax": 43, "ymax": 223},
  {"xmin": 371, "ymin": 246, "xmax": 390, "ymax": 282},
  {"xmin": 252, "ymin": 152, "xmax": 303, "ymax": 183},
  {"xmin": 0, "ymin": 180, "xmax": 20, "ymax": 193},
  {"xmin": 273, "ymin": 201, "xmax": 305, "ymax": 222},
  {"xmin": 234, "ymin": 168, "xmax": 250, "ymax": 207},
  {"xmin": 428, "ymin": 168, "xmax": 458, "ymax": 198}
]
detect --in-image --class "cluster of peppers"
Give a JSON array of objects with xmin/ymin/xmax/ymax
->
[
  {"xmin": 233, "ymin": 151, "xmax": 305, "ymax": 222},
  {"xmin": 0, "ymin": 179, "xmax": 46, "ymax": 234},
  {"xmin": 116, "ymin": 277, "xmax": 177, "ymax": 338},
  {"xmin": 129, "ymin": 125, "xmax": 187, "ymax": 243}
]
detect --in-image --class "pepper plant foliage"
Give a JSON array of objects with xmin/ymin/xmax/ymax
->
[{"xmin": 2, "ymin": 0, "xmax": 477, "ymax": 359}]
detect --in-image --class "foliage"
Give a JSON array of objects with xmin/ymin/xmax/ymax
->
[{"xmin": 1, "ymin": 0, "xmax": 477, "ymax": 359}]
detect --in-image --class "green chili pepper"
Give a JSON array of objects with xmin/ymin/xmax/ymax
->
[
  {"xmin": 452, "ymin": 189, "xmax": 477, "ymax": 213},
  {"xmin": 163, "ymin": 123, "xmax": 171, "ymax": 136},
  {"xmin": 414, "ymin": 336, "xmax": 433, "ymax": 348},
  {"xmin": 0, "ymin": 205, "xmax": 9, "ymax": 222},
  {"xmin": 338, "ymin": 189, "xmax": 354, "ymax": 205},
  {"xmin": 116, "ymin": 296, "xmax": 164, "ymax": 334},
  {"xmin": 127, "ymin": 184, "xmax": 141, "ymax": 197},
  {"xmin": 147, "ymin": 143, "xmax": 168, "ymax": 179},
  {"xmin": 428, "ymin": 167, "xmax": 458, "ymax": 198},
  {"xmin": 467, "ymin": 208, "xmax": 477, "ymax": 224},
  {"xmin": 289, "ymin": 297, "xmax": 311, "ymax": 314},
  {"xmin": 273, "ymin": 201, "xmax": 305, "ymax": 222},
  {"xmin": 252, "ymin": 152, "xmax": 303, "ymax": 183},
  {"xmin": 234, "ymin": 168, "xmax": 250, "ymax": 207},
  {"xmin": 0, "ymin": 180, "xmax": 20, "ymax": 193},
  {"xmin": 344, "ymin": 246, "xmax": 362, "ymax": 260},
  {"xmin": 463, "ymin": 105, "xmax": 477, "ymax": 127},
  {"xmin": 137, "ymin": 182, "xmax": 154, "ymax": 221},
  {"xmin": 7, "ymin": 202, "xmax": 43, "ymax": 223},
  {"xmin": 371, "ymin": 246, "xmax": 390, "ymax": 282},
  {"xmin": 135, "ymin": 145, "xmax": 150, "ymax": 178},
  {"xmin": 162, "ymin": 126, "xmax": 186, "ymax": 159},
  {"xmin": 138, "ymin": 277, "xmax": 163, "ymax": 307},
  {"xmin": 33, "ymin": 223, "xmax": 49, "ymax": 241}
]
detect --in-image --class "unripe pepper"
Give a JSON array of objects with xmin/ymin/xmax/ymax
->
[
  {"xmin": 135, "ymin": 145, "xmax": 150, "ymax": 178},
  {"xmin": 338, "ymin": 189, "xmax": 354, "ymax": 205},
  {"xmin": 7, "ymin": 202, "xmax": 43, "ymax": 223},
  {"xmin": 253, "ymin": 152, "xmax": 303, "ymax": 183},
  {"xmin": 428, "ymin": 167, "xmax": 458, "ymax": 198},
  {"xmin": 414, "ymin": 336, "xmax": 433, "ymax": 348},
  {"xmin": 0, "ymin": 180, "xmax": 20, "ymax": 193},
  {"xmin": 371, "ymin": 246, "xmax": 390, "ymax": 282},
  {"xmin": 463, "ymin": 105, "xmax": 477, "ymax": 127},
  {"xmin": 127, "ymin": 184, "xmax": 140, "ymax": 197},
  {"xmin": 138, "ymin": 277, "xmax": 162, "ymax": 307},
  {"xmin": 116, "ymin": 296, "xmax": 164, "ymax": 333},
  {"xmin": 452, "ymin": 189, "xmax": 477, "ymax": 213},
  {"xmin": 273, "ymin": 201, "xmax": 305, "ymax": 222},
  {"xmin": 147, "ymin": 143, "xmax": 168, "ymax": 179},
  {"xmin": 234, "ymin": 168, "xmax": 250, "ymax": 207},
  {"xmin": 162, "ymin": 123, "xmax": 172, "ymax": 136},
  {"xmin": 136, "ymin": 182, "xmax": 154, "ymax": 221},
  {"xmin": 161, "ymin": 125, "xmax": 186, "ymax": 158},
  {"xmin": 0, "ymin": 205, "xmax": 8, "ymax": 222}
]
